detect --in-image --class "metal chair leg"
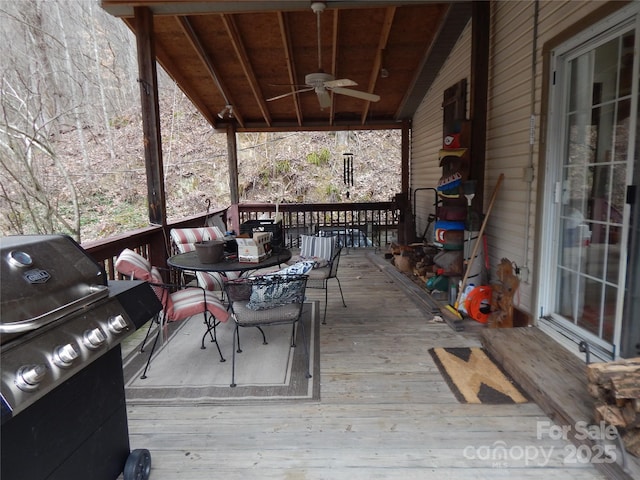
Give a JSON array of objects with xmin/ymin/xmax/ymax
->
[
  {"xmin": 230, "ymin": 325, "xmax": 239, "ymax": 387},
  {"xmin": 140, "ymin": 326, "xmax": 162, "ymax": 380},
  {"xmin": 335, "ymin": 277, "xmax": 347, "ymax": 307},
  {"xmin": 257, "ymin": 326, "xmax": 267, "ymax": 345},
  {"xmin": 322, "ymin": 283, "xmax": 329, "ymax": 324},
  {"xmin": 322, "ymin": 277, "xmax": 347, "ymax": 325},
  {"xmin": 201, "ymin": 312, "xmax": 225, "ymax": 362},
  {"xmin": 290, "ymin": 322, "xmax": 297, "ymax": 347},
  {"xmin": 139, "ymin": 313, "xmax": 159, "ymax": 353}
]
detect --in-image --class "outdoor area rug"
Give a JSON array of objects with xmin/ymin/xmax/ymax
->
[
  {"xmin": 122, "ymin": 302, "xmax": 319, "ymax": 405},
  {"xmin": 429, "ymin": 347, "xmax": 528, "ymax": 404}
]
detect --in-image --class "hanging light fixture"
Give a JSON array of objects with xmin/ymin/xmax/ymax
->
[{"xmin": 217, "ymin": 105, "xmax": 233, "ymax": 119}]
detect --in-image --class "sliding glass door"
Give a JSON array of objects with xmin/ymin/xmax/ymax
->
[{"xmin": 541, "ymin": 8, "xmax": 639, "ymax": 359}]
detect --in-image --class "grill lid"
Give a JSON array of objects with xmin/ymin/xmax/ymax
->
[{"xmin": 0, "ymin": 235, "xmax": 108, "ymax": 334}]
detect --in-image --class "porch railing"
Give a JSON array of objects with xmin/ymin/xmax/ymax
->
[
  {"xmin": 83, "ymin": 201, "xmax": 399, "ymax": 280},
  {"xmin": 236, "ymin": 201, "xmax": 399, "ymax": 248}
]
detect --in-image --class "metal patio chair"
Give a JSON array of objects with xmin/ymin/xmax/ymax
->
[
  {"xmin": 115, "ymin": 248, "xmax": 229, "ymax": 379},
  {"xmin": 223, "ymin": 274, "xmax": 311, "ymax": 388},
  {"xmin": 169, "ymin": 226, "xmax": 239, "ymax": 293},
  {"xmin": 300, "ymin": 235, "xmax": 347, "ymax": 324}
]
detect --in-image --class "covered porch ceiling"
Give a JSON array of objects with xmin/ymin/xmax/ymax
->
[{"xmin": 101, "ymin": 1, "xmax": 471, "ymax": 132}]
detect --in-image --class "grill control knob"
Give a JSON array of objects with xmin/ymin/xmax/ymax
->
[
  {"xmin": 83, "ymin": 327, "xmax": 106, "ymax": 349},
  {"xmin": 108, "ymin": 314, "xmax": 129, "ymax": 334},
  {"xmin": 53, "ymin": 343, "xmax": 79, "ymax": 367},
  {"xmin": 16, "ymin": 364, "xmax": 47, "ymax": 391}
]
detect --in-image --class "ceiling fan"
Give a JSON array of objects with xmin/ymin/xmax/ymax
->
[{"xmin": 266, "ymin": 1, "xmax": 380, "ymax": 109}]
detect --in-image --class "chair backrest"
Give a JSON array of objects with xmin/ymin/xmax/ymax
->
[
  {"xmin": 300, "ymin": 234, "xmax": 341, "ymax": 277},
  {"xmin": 170, "ymin": 226, "xmax": 225, "ymax": 254},
  {"xmin": 327, "ymin": 245, "xmax": 342, "ymax": 279},
  {"xmin": 225, "ymin": 274, "xmax": 308, "ymax": 312},
  {"xmin": 115, "ymin": 248, "xmax": 170, "ymax": 308},
  {"xmin": 300, "ymin": 235, "xmax": 336, "ymax": 262}
]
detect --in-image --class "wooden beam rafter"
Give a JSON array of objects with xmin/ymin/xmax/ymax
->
[
  {"xmin": 221, "ymin": 14, "xmax": 272, "ymax": 127},
  {"xmin": 277, "ymin": 12, "xmax": 303, "ymax": 126},
  {"xmin": 130, "ymin": 18, "xmax": 216, "ymax": 126},
  {"xmin": 177, "ymin": 16, "xmax": 245, "ymax": 128},
  {"xmin": 361, "ymin": 6, "xmax": 395, "ymax": 125}
]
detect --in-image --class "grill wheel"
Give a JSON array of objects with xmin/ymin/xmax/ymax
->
[{"xmin": 123, "ymin": 448, "xmax": 152, "ymax": 480}]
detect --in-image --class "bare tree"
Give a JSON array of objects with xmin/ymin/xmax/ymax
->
[
  {"xmin": 0, "ymin": 0, "xmax": 141, "ymax": 240},
  {"xmin": 0, "ymin": 79, "xmax": 80, "ymax": 239}
]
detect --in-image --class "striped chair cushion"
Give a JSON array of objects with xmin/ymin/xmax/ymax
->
[
  {"xmin": 116, "ymin": 249, "xmax": 166, "ymax": 301},
  {"xmin": 167, "ymin": 288, "xmax": 229, "ymax": 323},
  {"xmin": 195, "ymin": 270, "xmax": 240, "ymax": 291},
  {"xmin": 115, "ymin": 248, "xmax": 153, "ymax": 281},
  {"xmin": 300, "ymin": 235, "xmax": 336, "ymax": 262},
  {"xmin": 170, "ymin": 227, "xmax": 225, "ymax": 253},
  {"xmin": 115, "ymin": 248, "xmax": 229, "ymax": 323}
]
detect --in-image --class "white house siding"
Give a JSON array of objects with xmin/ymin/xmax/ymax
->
[
  {"xmin": 486, "ymin": 0, "xmax": 610, "ymax": 316},
  {"xmin": 411, "ymin": 0, "xmax": 610, "ymax": 319},
  {"xmin": 411, "ymin": 21, "xmax": 471, "ymax": 241}
]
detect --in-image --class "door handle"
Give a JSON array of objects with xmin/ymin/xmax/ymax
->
[{"xmin": 627, "ymin": 185, "xmax": 636, "ymax": 205}]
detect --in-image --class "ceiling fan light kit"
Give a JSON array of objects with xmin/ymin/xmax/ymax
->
[
  {"xmin": 217, "ymin": 104, "xmax": 233, "ymax": 119},
  {"xmin": 265, "ymin": 1, "xmax": 380, "ymax": 108},
  {"xmin": 310, "ymin": 2, "xmax": 326, "ymax": 15}
]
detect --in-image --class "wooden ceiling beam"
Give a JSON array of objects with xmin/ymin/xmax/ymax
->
[
  {"xmin": 361, "ymin": 6, "xmax": 396, "ymax": 124},
  {"xmin": 221, "ymin": 14, "xmax": 272, "ymax": 127},
  {"xmin": 125, "ymin": 18, "xmax": 217, "ymax": 126},
  {"xmin": 277, "ymin": 12, "xmax": 303, "ymax": 126},
  {"xmin": 177, "ymin": 16, "xmax": 245, "ymax": 128}
]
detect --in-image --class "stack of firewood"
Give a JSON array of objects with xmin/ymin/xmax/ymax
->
[{"xmin": 587, "ymin": 358, "xmax": 640, "ymax": 456}]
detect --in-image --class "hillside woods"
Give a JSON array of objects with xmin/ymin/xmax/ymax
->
[{"xmin": 0, "ymin": 1, "xmax": 401, "ymax": 243}]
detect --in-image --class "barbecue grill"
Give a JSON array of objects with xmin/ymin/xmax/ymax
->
[{"xmin": 0, "ymin": 235, "xmax": 162, "ymax": 480}]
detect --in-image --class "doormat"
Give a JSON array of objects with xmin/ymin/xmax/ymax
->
[
  {"xmin": 123, "ymin": 302, "xmax": 319, "ymax": 405},
  {"xmin": 428, "ymin": 347, "xmax": 528, "ymax": 404}
]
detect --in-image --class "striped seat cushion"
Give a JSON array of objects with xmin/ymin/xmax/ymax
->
[
  {"xmin": 167, "ymin": 288, "xmax": 229, "ymax": 323},
  {"xmin": 115, "ymin": 248, "xmax": 229, "ymax": 323},
  {"xmin": 195, "ymin": 270, "xmax": 240, "ymax": 291}
]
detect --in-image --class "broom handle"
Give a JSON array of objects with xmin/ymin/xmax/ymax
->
[{"xmin": 454, "ymin": 173, "xmax": 504, "ymax": 309}]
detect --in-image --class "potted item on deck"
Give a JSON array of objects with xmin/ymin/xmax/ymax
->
[{"xmin": 194, "ymin": 239, "xmax": 225, "ymax": 264}]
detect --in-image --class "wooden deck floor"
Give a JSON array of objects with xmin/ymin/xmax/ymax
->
[{"xmin": 123, "ymin": 250, "xmax": 606, "ymax": 479}]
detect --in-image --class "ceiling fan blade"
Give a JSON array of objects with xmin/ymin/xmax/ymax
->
[
  {"xmin": 330, "ymin": 87, "xmax": 381, "ymax": 102},
  {"xmin": 317, "ymin": 89, "xmax": 331, "ymax": 109},
  {"xmin": 324, "ymin": 78, "xmax": 357, "ymax": 88},
  {"xmin": 266, "ymin": 87, "xmax": 314, "ymax": 102},
  {"xmin": 268, "ymin": 83, "xmax": 309, "ymax": 88}
]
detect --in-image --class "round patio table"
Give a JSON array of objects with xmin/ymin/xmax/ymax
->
[{"xmin": 167, "ymin": 248, "xmax": 292, "ymax": 275}]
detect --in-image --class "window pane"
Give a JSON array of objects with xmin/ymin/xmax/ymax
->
[
  {"xmin": 567, "ymin": 113, "xmax": 595, "ymax": 165},
  {"xmin": 577, "ymin": 277, "xmax": 602, "ymax": 335},
  {"xmin": 606, "ymin": 226, "xmax": 623, "ymax": 284},
  {"xmin": 569, "ymin": 54, "xmax": 593, "ymax": 112},
  {"xmin": 593, "ymin": 38, "xmax": 620, "ymax": 104},
  {"xmin": 619, "ymin": 32, "xmax": 635, "ymax": 97},
  {"xmin": 592, "ymin": 103, "xmax": 616, "ymax": 164}
]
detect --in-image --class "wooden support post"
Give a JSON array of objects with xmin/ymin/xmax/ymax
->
[
  {"xmin": 399, "ymin": 119, "xmax": 412, "ymax": 244},
  {"xmin": 134, "ymin": 7, "xmax": 166, "ymax": 226},
  {"xmin": 469, "ymin": 1, "xmax": 490, "ymax": 212},
  {"xmin": 226, "ymin": 123, "xmax": 240, "ymax": 233}
]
